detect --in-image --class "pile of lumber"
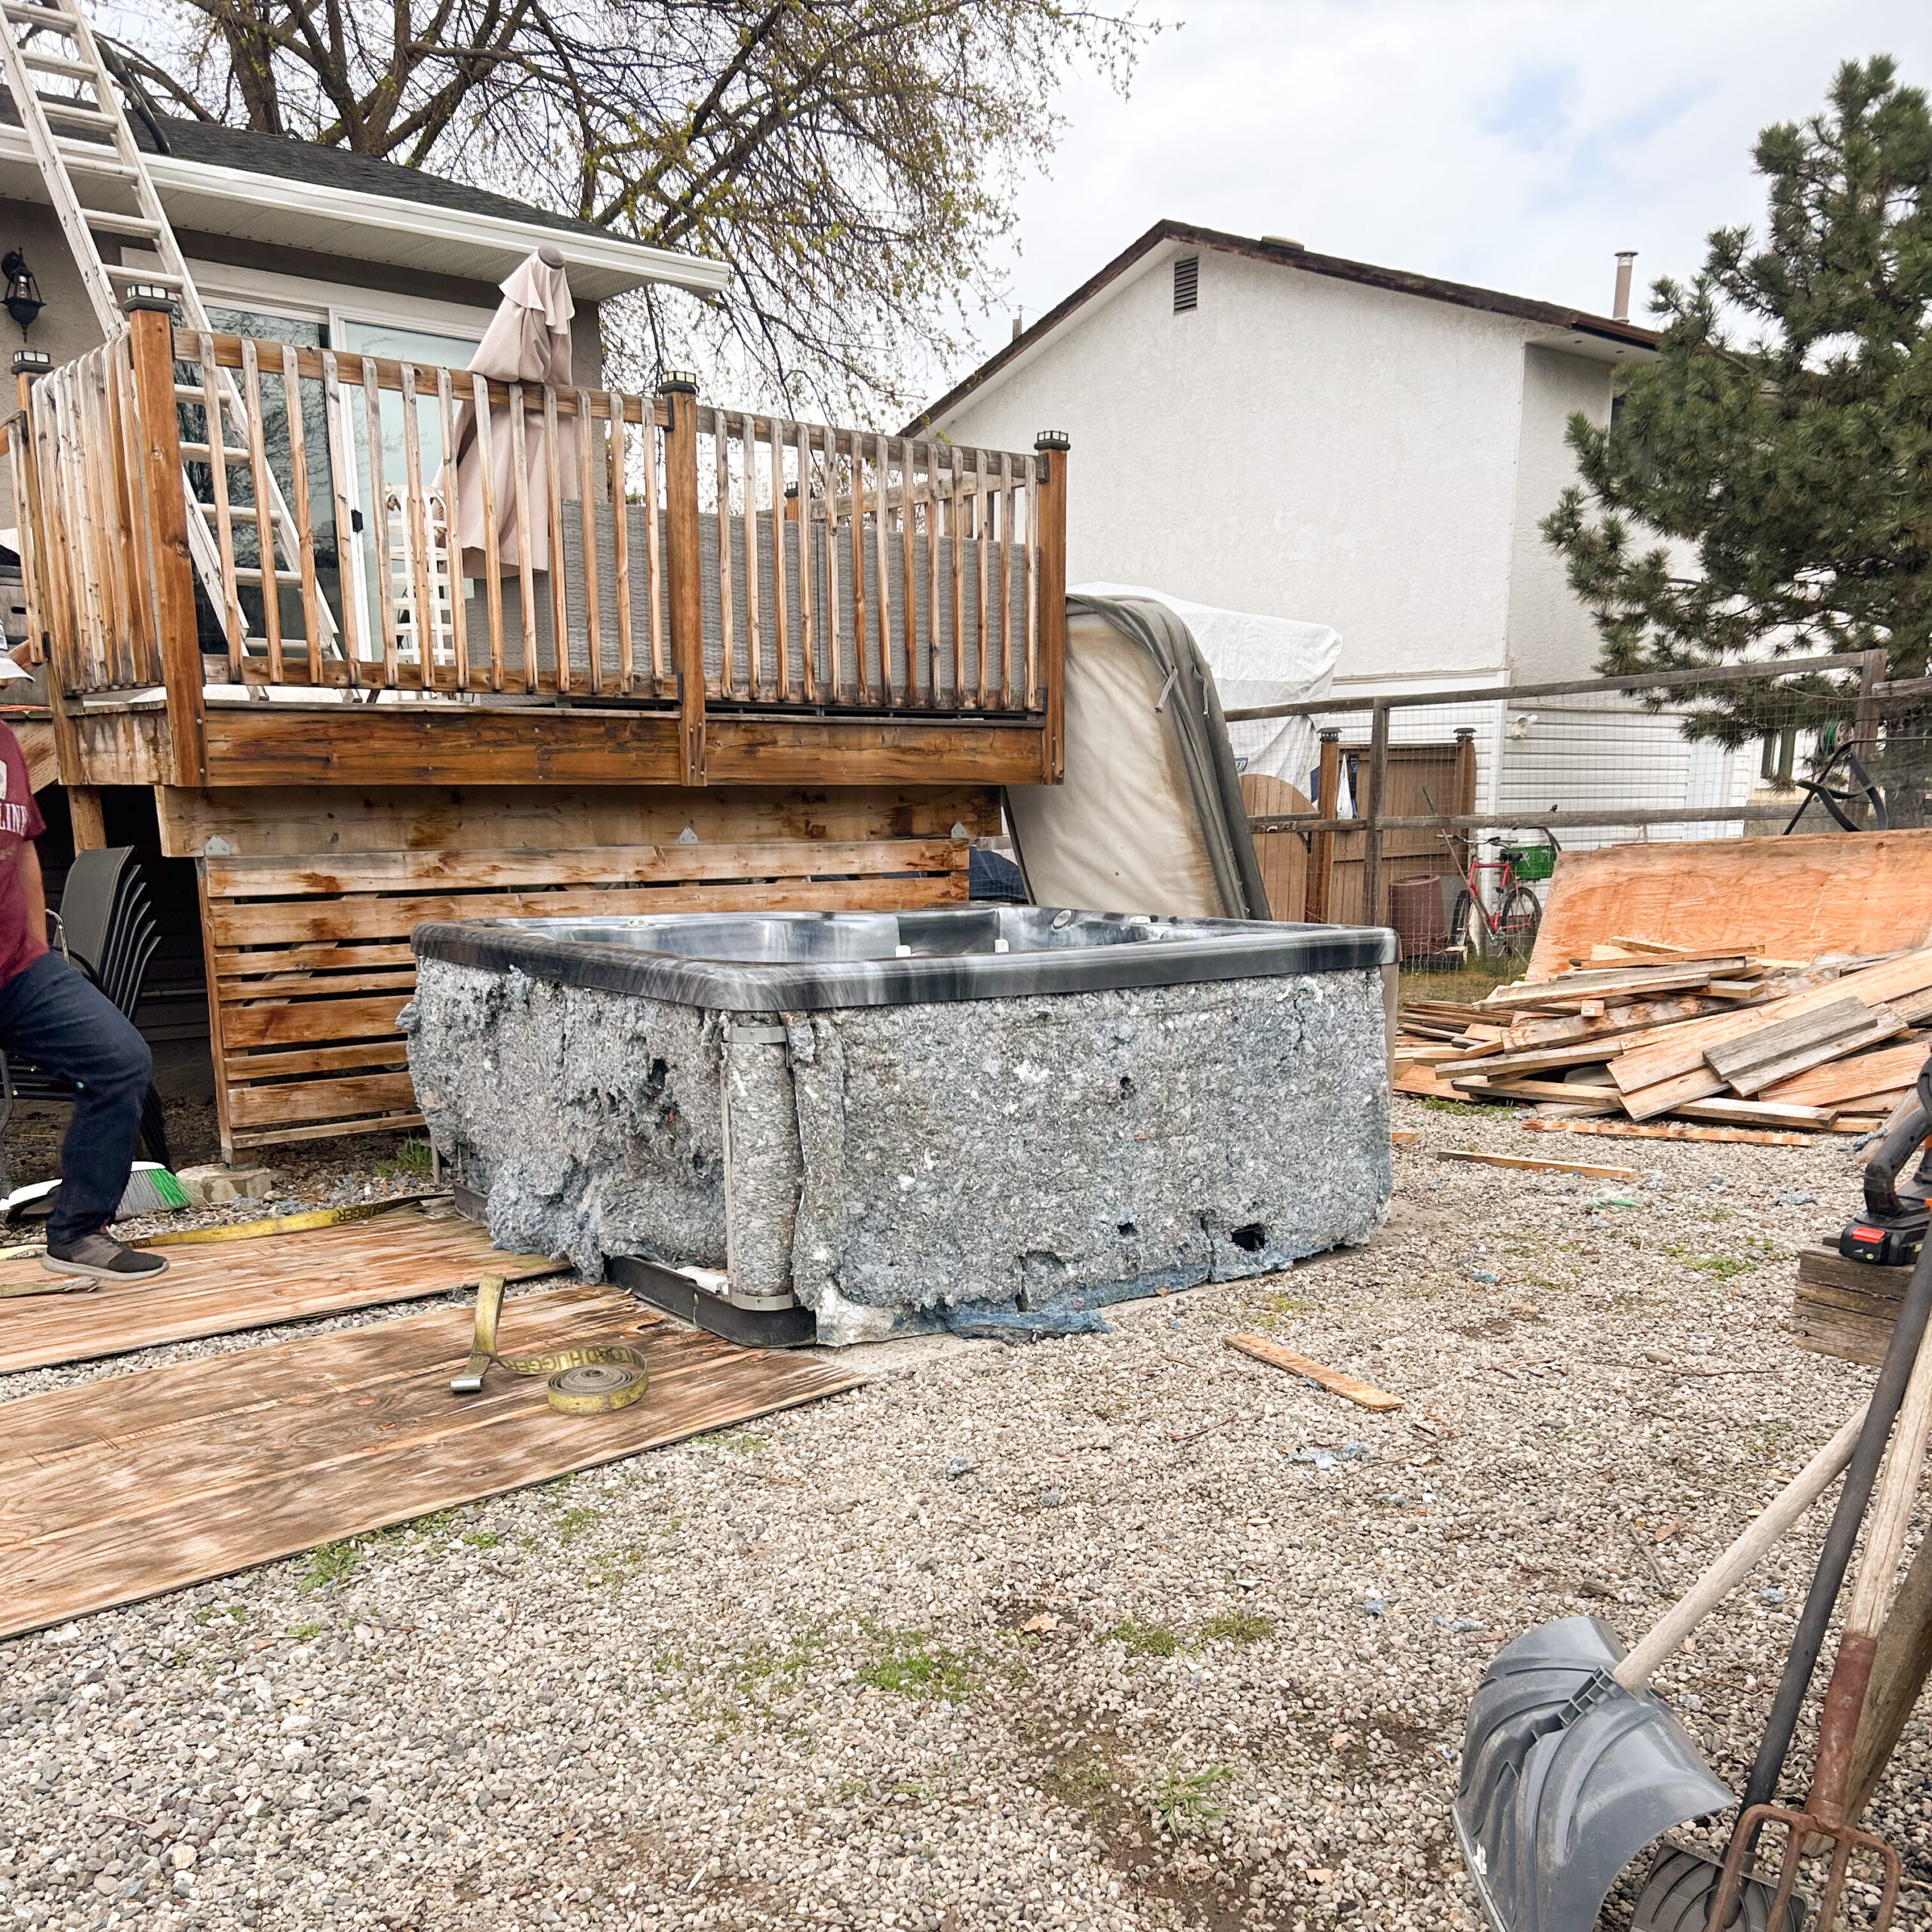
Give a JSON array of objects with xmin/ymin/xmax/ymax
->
[{"xmin": 1397, "ymin": 936, "xmax": 1931, "ymax": 1143}]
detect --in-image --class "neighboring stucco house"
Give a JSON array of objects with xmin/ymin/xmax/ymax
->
[{"xmin": 909, "ymin": 220, "xmax": 1755, "ymax": 842}]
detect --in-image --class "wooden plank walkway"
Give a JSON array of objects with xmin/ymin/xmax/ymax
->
[
  {"xmin": 0, "ymin": 1282, "xmax": 864, "ymax": 1637},
  {"xmin": 0, "ymin": 1206, "xmax": 564, "ymax": 1375}
]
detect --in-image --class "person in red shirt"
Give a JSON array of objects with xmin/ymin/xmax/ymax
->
[{"xmin": 0, "ymin": 715, "xmax": 166, "ymax": 1280}]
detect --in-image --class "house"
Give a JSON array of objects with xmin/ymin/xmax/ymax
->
[
  {"xmin": 909, "ymin": 222, "xmax": 1755, "ymax": 860},
  {"xmin": 2, "ymin": 92, "xmax": 1065, "ymax": 1161},
  {"xmin": 0, "ymin": 112, "xmax": 724, "ymax": 385}
]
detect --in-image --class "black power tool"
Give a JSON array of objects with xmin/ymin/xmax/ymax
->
[{"xmin": 1840, "ymin": 1054, "xmax": 1932, "ymax": 1267}]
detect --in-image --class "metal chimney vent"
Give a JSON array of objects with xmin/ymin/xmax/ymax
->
[{"xmin": 1173, "ymin": 255, "xmax": 1198, "ymax": 314}]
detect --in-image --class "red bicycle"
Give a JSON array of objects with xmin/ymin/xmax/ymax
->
[{"xmin": 1446, "ymin": 829, "xmax": 1557, "ymax": 964}]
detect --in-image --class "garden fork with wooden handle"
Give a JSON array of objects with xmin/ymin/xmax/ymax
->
[{"xmin": 1703, "ymin": 1303, "xmax": 1932, "ymax": 1932}]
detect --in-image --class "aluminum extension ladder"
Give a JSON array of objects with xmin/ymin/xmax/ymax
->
[{"xmin": 0, "ymin": 0, "xmax": 336, "ymax": 656}]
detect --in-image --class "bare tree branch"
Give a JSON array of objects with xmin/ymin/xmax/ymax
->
[{"xmin": 118, "ymin": 0, "xmax": 1151, "ymax": 414}]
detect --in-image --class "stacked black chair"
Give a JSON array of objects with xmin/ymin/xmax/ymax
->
[{"xmin": 0, "ymin": 846, "xmax": 170, "ymax": 1195}]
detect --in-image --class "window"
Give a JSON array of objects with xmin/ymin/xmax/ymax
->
[{"xmin": 1173, "ymin": 255, "xmax": 1198, "ymax": 314}]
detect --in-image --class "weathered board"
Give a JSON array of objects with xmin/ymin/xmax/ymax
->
[
  {"xmin": 0, "ymin": 1283, "xmax": 866, "ymax": 1638},
  {"xmin": 1790, "ymin": 1243, "xmax": 1915, "ymax": 1367},
  {"xmin": 0, "ymin": 1203, "xmax": 562, "ymax": 1374},
  {"xmin": 157, "ymin": 783, "xmax": 997, "ymax": 1160},
  {"xmin": 1525, "ymin": 830, "xmax": 1932, "ymax": 982}
]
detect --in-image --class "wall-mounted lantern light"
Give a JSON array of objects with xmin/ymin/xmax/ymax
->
[{"xmin": 1, "ymin": 251, "xmax": 42, "ymax": 332}]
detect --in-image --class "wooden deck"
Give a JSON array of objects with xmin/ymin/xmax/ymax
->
[{"xmin": 6, "ymin": 301, "xmax": 1069, "ymax": 1157}]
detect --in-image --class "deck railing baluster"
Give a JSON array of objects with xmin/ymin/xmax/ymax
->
[{"xmin": 33, "ymin": 328, "xmax": 1062, "ymax": 774}]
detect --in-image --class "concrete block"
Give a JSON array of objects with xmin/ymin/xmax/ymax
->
[{"xmin": 176, "ymin": 1163, "xmax": 279, "ymax": 1207}]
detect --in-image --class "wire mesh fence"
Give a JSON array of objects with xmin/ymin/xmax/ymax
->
[{"xmin": 1232, "ymin": 650, "xmax": 1932, "ymax": 949}]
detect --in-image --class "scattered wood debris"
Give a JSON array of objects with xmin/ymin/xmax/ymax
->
[
  {"xmin": 1521, "ymin": 1118, "xmax": 1817, "ymax": 1147},
  {"xmin": 1223, "ymin": 1334, "xmax": 1403, "ymax": 1411},
  {"xmin": 1434, "ymin": 1149, "xmax": 1637, "ymax": 1182},
  {"xmin": 1396, "ymin": 931, "xmax": 1932, "ymax": 1145}
]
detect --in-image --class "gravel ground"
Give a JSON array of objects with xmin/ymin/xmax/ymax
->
[{"xmin": 2, "ymin": 1095, "xmax": 1927, "ymax": 1932}]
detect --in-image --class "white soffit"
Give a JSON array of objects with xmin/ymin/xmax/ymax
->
[{"xmin": 0, "ymin": 134, "xmax": 729, "ymax": 303}]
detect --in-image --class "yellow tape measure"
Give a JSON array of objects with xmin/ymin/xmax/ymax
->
[{"xmin": 449, "ymin": 1274, "xmax": 650, "ymax": 1415}]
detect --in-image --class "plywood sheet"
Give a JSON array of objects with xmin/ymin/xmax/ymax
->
[
  {"xmin": 1526, "ymin": 831, "xmax": 1932, "ymax": 982},
  {"xmin": 0, "ymin": 1284, "xmax": 866, "ymax": 1637},
  {"xmin": 0, "ymin": 1204, "xmax": 563, "ymax": 1375}
]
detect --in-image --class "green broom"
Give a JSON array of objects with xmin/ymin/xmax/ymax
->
[{"xmin": 1, "ymin": 1162, "xmax": 193, "ymax": 1226}]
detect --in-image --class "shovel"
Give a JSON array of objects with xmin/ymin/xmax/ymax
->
[
  {"xmin": 1455, "ymin": 1239, "xmax": 1932, "ymax": 1932},
  {"xmin": 1632, "ymin": 1236, "xmax": 1932, "ymax": 1932},
  {"xmin": 1700, "ymin": 1251, "xmax": 1932, "ymax": 1932},
  {"xmin": 1454, "ymin": 1408, "xmax": 1863, "ymax": 1932}
]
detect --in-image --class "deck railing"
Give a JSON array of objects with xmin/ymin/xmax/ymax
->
[{"xmin": 13, "ymin": 299, "xmax": 1067, "ymax": 787}]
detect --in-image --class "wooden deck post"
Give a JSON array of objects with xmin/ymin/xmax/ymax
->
[
  {"xmin": 1034, "ymin": 432, "xmax": 1069, "ymax": 783},
  {"xmin": 660, "ymin": 373, "xmax": 706, "ymax": 786},
  {"xmin": 1305, "ymin": 730, "xmax": 1340, "ymax": 922},
  {"xmin": 11, "ymin": 346, "xmax": 95, "ymax": 835},
  {"xmin": 1359, "ymin": 699, "xmax": 1391, "ymax": 927},
  {"xmin": 125, "ymin": 291, "xmax": 205, "ymax": 787}
]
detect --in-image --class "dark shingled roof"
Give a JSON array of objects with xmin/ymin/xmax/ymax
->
[
  {"xmin": 134, "ymin": 113, "xmax": 641, "ymax": 252},
  {"xmin": 906, "ymin": 218, "xmax": 1659, "ymax": 435}
]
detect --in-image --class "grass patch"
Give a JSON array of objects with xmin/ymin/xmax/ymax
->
[
  {"xmin": 1399, "ymin": 958, "xmax": 1525, "ymax": 1007},
  {"xmin": 374, "ymin": 1137, "xmax": 435, "ymax": 1179},
  {"xmin": 716, "ymin": 1432, "xmax": 768, "ymax": 1456},
  {"xmin": 1200, "ymin": 1610, "xmax": 1275, "ymax": 1644},
  {"xmin": 1103, "ymin": 1619, "xmax": 1178, "ymax": 1658},
  {"xmin": 1145, "ymin": 1764, "xmax": 1232, "ymax": 1837},
  {"xmin": 1262, "ymin": 1291, "xmax": 1312, "ymax": 1315},
  {"xmin": 857, "ymin": 1630, "xmax": 974, "ymax": 1701},
  {"xmin": 192, "ymin": 1605, "xmax": 246, "ymax": 1626},
  {"xmin": 1664, "ymin": 1245, "xmax": 1762, "ymax": 1282},
  {"xmin": 555, "ymin": 1506, "xmax": 599, "ymax": 1546},
  {"xmin": 460, "ymin": 1530, "xmax": 501, "ymax": 1549},
  {"xmin": 302, "ymin": 1539, "xmax": 362, "ymax": 1593},
  {"xmin": 1416, "ymin": 1096, "xmax": 1518, "ymax": 1119},
  {"xmin": 285, "ymin": 1621, "xmax": 326, "ymax": 1641}
]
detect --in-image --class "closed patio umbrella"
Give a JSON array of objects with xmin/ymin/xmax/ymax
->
[{"xmin": 445, "ymin": 245, "xmax": 578, "ymax": 575}]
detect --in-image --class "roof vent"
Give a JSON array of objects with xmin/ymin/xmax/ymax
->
[
  {"xmin": 1173, "ymin": 255, "xmax": 1198, "ymax": 314},
  {"xmin": 1262, "ymin": 235, "xmax": 1305, "ymax": 251}
]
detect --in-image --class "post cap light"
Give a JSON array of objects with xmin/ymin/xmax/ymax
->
[
  {"xmin": 11, "ymin": 348, "xmax": 49, "ymax": 377},
  {"xmin": 1034, "ymin": 430, "xmax": 1070, "ymax": 452},
  {"xmin": 657, "ymin": 369, "xmax": 698, "ymax": 395},
  {"xmin": 122, "ymin": 284, "xmax": 176, "ymax": 315}
]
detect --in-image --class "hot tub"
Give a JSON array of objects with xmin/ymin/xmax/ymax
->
[{"xmin": 405, "ymin": 907, "xmax": 1397, "ymax": 1346}]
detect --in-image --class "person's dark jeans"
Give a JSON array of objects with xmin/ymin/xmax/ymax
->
[{"xmin": 0, "ymin": 952, "xmax": 151, "ymax": 1246}]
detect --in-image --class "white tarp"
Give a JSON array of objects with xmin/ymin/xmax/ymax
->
[{"xmin": 1072, "ymin": 582, "xmax": 1342, "ymax": 804}]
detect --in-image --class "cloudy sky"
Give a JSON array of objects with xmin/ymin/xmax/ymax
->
[{"xmin": 945, "ymin": 0, "xmax": 1932, "ymax": 374}]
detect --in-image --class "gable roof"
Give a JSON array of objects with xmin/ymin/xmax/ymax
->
[
  {"xmin": 906, "ymin": 218, "xmax": 1657, "ymax": 435},
  {"xmin": 0, "ymin": 109, "xmax": 728, "ymax": 302}
]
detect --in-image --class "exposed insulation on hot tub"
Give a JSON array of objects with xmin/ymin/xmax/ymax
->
[
  {"xmin": 406, "ymin": 964, "xmax": 726, "ymax": 1281},
  {"xmin": 406, "ymin": 959, "xmax": 1390, "ymax": 1340}
]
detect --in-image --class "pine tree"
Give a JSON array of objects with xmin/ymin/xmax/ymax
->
[{"xmin": 1543, "ymin": 57, "xmax": 1931, "ymax": 814}]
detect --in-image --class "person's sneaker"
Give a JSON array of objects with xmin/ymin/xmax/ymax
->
[{"xmin": 40, "ymin": 1233, "xmax": 169, "ymax": 1281}]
